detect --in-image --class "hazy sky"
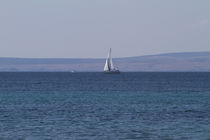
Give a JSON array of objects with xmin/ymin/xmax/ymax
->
[{"xmin": 0, "ymin": 0, "xmax": 210, "ymax": 58}]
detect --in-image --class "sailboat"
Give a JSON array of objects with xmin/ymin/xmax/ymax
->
[{"xmin": 104, "ymin": 48, "xmax": 120, "ymax": 74}]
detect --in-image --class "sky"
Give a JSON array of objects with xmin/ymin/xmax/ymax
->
[{"xmin": 0, "ymin": 0, "xmax": 210, "ymax": 58}]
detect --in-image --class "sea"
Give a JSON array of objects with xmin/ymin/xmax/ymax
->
[{"xmin": 0, "ymin": 72, "xmax": 210, "ymax": 140}]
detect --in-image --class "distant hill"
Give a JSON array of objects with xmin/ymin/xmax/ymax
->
[{"xmin": 0, "ymin": 52, "xmax": 210, "ymax": 72}]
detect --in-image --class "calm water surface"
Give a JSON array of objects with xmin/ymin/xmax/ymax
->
[{"xmin": 0, "ymin": 72, "xmax": 210, "ymax": 140}]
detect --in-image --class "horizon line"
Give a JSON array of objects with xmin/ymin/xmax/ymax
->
[{"xmin": 0, "ymin": 51, "xmax": 210, "ymax": 59}]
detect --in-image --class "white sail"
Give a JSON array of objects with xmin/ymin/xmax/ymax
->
[
  {"xmin": 104, "ymin": 50, "xmax": 110, "ymax": 71},
  {"xmin": 104, "ymin": 58, "xmax": 109, "ymax": 71},
  {"xmin": 104, "ymin": 48, "xmax": 120, "ymax": 73},
  {"xmin": 109, "ymin": 48, "xmax": 115, "ymax": 70}
]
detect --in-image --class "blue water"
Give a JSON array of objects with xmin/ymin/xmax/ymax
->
[{"xmin": 0, "ymin": 72, "xmax": 210, "ymax": 140}]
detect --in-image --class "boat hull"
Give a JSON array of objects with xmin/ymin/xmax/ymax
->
[{"xmin": 104, "ymin": 70, "xmax": 120, "ymax": 74}]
